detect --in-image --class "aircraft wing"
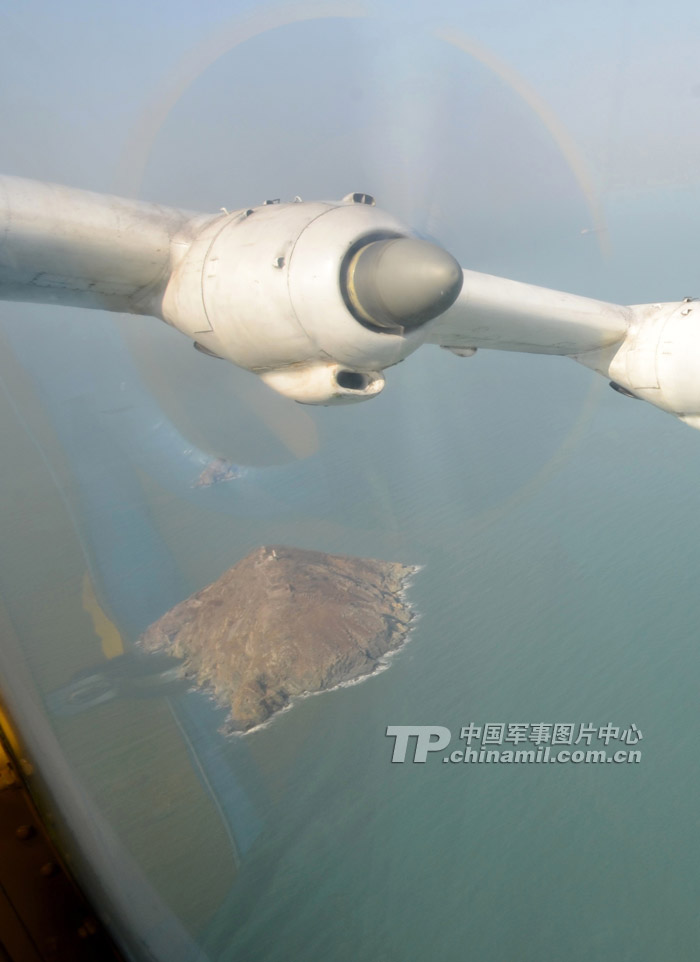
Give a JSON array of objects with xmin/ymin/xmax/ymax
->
[
  {"xmin": 2, "ymin": 173, "xmax": 698, "ymax": 429},
  {"xmin": 425, "ymin": 268, "xmax": 632, "ymax": 356},
  {"xmin": 0, "ymin": 174, "xmax": 200, "ymax": 315}
]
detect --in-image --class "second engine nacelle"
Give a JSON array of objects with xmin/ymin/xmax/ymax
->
[{"xmin": 576, "ymin": 298, "xmax": 700, "ymax": 427}]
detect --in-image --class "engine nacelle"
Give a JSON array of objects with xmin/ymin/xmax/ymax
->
[
  {"xmin": 576, "ymin": 299, "xmax": 700, "ymax": 427},
  {"xmin": 159, "ymin": 196, "xmax": 437, "ymax": 403}
]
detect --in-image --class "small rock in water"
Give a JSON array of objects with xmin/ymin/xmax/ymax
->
[{"xmin": 193, "ymin": 458, "xmax": 242, "ymax": 488}]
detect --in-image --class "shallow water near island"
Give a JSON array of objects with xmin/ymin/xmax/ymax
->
[{"xmin": 2, "ymin": 189, "xmax": 700, "ymax": 961}]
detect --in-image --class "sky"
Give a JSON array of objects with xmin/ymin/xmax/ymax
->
[{"xmin": 4, "ymin": 0, "xmax": 700, "ymax": 201}]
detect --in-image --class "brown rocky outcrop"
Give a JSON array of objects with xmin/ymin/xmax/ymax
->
[{"xmin": 139, "ymin": 546, "xmax": 418, "ymax": 731}]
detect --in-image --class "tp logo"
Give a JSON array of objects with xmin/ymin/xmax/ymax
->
[{"xmin": 386, "ymin": 726, "xmax": 451, "ymax": 763}]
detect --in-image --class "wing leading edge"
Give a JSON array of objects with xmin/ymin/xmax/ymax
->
[{"xmin": 425, "ymin": 268, "xmax": 632, "ymax": 356}]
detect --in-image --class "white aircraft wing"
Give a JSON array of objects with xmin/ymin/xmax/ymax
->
[
  {"xmin": 424, "ymin": 268, "xmax": 632, "ymax": 356},
  {"xmin": 1, "ymin": 173, "xmax": 699, "ymax": 430},
  {"xmin": 0, "ymin": 175, "xmax": 198, "ymax": 315}
]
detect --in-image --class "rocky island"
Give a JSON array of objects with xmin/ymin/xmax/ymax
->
[
  {"xmin": 192, "ymin": 457, "xmax": 243, "ymax": 488},
  {"xmin": 139, "ymin": 546, "xmax": 418, "ymax": 731}
]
